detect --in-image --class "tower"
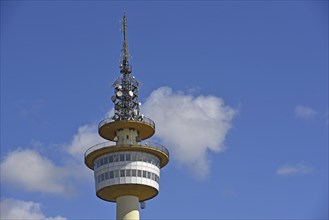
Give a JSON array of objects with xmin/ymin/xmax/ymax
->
[{"xmin": 84, "ymin": 14, "xmax": 169, "ymax": 220}]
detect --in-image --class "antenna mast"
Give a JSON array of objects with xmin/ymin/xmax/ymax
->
[
  {"xmin": 111, "ymin": 13, "xmax": 140, "ymax": 121},
  {"xmin": 120, "ymin": 12, "xmax": 132, "ymax": 74}
]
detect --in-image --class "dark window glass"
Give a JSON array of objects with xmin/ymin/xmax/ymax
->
[
  {"xmin": 137, "ymin": 170, "xmax": 142, "ymax": 177},
  {"xmin": 100, "ymin": 158, "xmax": 104, "ymax": 166},
  {"xmin": 101, "ymin": 174, "xmax": 104, "ymax": 181},
  {"xmin": 126, "ymin": 169, "xmax": 131, "ymax": 177},
  {"xmin": 109, "ymin": 155, "xmax": 113, "ymax": 163},
  {"xmin": 131, "ymin": 153, "xmax": 136, "ymax": 161},
  {"xmin": 147, "ymin": 171, "xmax": 151, "ymax": 179},
  {"xmin": 109, "ymin": 171, "xmax": 114, "ymax": 178},
  {"xmin": 132, "ymin": 170, "xmax": 137, "ymax": 177},
  {"xmin": 152, "ymin": 173, "xmax": 155, "ymax": 180},
  {"xmin": 113, "ymin": 155, "xmax": 119, "ymax": 162},
  {"xmin": 143, "ymin": 171, "xmax": 147, "ymax": 178},
  {"xmin": 126, "ymin": 135, "xmax": 129, "ymax": 139},
  {"xmin": 126, "ymin": 154, "xmax": 131, "ymax": 161},
  {"xmin": 115, "ymin": 170, "xmax": 119, "ymax": 178},
  {"xmin": 120, "ymin": 170, "xmax": 125, "ymax": 177},
  {"xmin": 105, "ymin": 172, "xmax": 109, "ymax": 179},
  {"xmin": 104, "ymin": 157, "xmax": 108, "ymax": 164},
  {"xmin": 120, "ymin": 154, "xmax": 125, "ymax": 162}
]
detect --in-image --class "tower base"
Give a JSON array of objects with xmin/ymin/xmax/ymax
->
[{"xmin": 116, "ymin": 195, "xmax": 139, "ymax": 220}]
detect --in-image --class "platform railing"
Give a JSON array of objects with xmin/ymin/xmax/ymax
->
[
  {"xmin": 98, "ymin": 116, "xmax": 155, "ymax": 130},
  {"xmin": 84, "ymin": 140, "xmax": 169, "ymax": 159}
]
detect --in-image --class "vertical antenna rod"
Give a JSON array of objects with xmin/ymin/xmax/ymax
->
[{"xmin": 120, "ymin": 12, "xmax": 132, "ymax": 74}]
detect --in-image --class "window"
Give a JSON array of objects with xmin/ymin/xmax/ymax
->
[
  {"xmin": 147, "ymin": 171, "xmax": 151, "ymax": 179},
  {"xmin": 105, "ymin": 172, "xmax": 109, "ymax": 179},
  {"xmin": 137, "ymin": 170, "xmax": 142, "ymax": 177},
  {"xmin": 143, "ymin": 171, "xmax": 147, "ymax": 178},
  {"xmin": 120, "ymin": 154, "xmax": 125, "ymax": 162},
  {"xmin": 109, "ymin": 155, "xmax": 113, "ymax": 163},
  {"xmin": 101, "ymin": 173, "xmax": 104, "ymax": 181},
  {"xmin": 131, "ymin": 153, "xmax": 136, "ymax": 161},
  {"xmin": 109, "ymin": 171, "xmax": 114, "ymax": 179},
  {"xmin": 120, "ymin": 170, "xmax": 125, "ymax": 177},
  {"xmin": 113, "ymin": 155, "xmax": 119, "ymax": 162},
  {"xmin": 115, "ymin": 170, "xmax": 119, "ymax": 178},
  {"xmin": 132, "ymin": 170, "xmax": 137, "ymax": 177},
  {"xmin": 126, "ymin": 135, "xmax": 129, "ymax": 139},
  {"xmin": 126, "ymin": 169, "xmax": 131, "ymax": 177},
  {"xmin": 104, "ymin": 157, "xmax": 108, "ymax": 164},
  {"xmin": 126, "ymin": 154, "xmax": 131, "ymax": 161},
  {"xmin": 100, "ymin": 158, "xmax": 104, "ymax": 166},
  {"xmin": 152, "ymin": 173, "xmax": 155, "ymax": 180}
]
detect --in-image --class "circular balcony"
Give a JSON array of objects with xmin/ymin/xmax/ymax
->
[
  {"xmin": 98, "ymin": 117, "xmax": 155, "ymax": 141},
  {"xmin": 85, "ymin": 141, "xmax": 169, "ymax": 169}
]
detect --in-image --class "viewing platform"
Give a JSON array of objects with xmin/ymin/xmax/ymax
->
[
  {"xmin": 84, "ymin": 141, "xmax": 169, "ymax": 169},
  {"xmin": 98, "ymin": 117, "xmax": 155, "ymax": 141}
]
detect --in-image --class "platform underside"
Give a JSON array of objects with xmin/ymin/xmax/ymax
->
[{"xmin": 96, "ymin": 184, "xmax": 158, "ymax": 202}]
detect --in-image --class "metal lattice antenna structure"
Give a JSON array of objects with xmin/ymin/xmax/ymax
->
[{"xmin": 111, "ymin": 13, "xmax": 141, "ymax": 121}]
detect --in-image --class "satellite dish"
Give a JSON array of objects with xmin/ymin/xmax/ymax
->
[
  {"xmin": 129, "ymin": 91, "xmax": 134, "ymax": 97},
  {"xmin": 116, "ymin": 91, "xmax": 123, "ymax": 97}
]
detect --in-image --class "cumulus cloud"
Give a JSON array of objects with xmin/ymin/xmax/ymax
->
[
  {"xmin": 0, "ymin": 149, "xmax": 70, "ymax": 194},
  {"xmin": 295, "ymin": 105, "xmax": 317, "ymax": 119},
  {"xmin": 0, "ymin": 199, "xmax": 66, "ymax": 220},
  {"xmin": 276, "ymin": 162, "xmax": 313, "ymax": 176},
  {"xmin": 142, "ymin": 87, "xmax": 236, "ymax": 178},
  {"xmin": 0, "ymin": 124, "xmax": 105, "ymax": 194},
  {"xmin": 66, "ymin": 124, "xmax": 105, "ymax": 158}
]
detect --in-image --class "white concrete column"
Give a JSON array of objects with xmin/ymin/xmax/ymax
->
[
  {"xmin": 116, "ymin": 195, "xmax": 140, "ymax": 220},
  {"xmin": 116, "ymin": 128, "xmax": 138, "ymax": 145}
]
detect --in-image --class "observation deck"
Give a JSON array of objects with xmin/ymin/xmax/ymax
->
[
  {"xmin": 98, "ymin": 117, "xmax": 155, "ymax": 141},
  {"xmin": 84, "ymin": 141, "xmax": 169, "ymax": 169}
]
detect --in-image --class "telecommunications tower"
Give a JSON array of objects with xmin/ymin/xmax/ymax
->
[{"xmin": 84, "ymin": 14, "xmax": 169, "ymax": 220}]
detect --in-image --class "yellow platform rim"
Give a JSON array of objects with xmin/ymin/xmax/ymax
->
[
  {"xmin": 99, "ymin": 119, "xmax": 155, "ymax": 141},
  {"xmin": 85, "ymin": 144, "xmax": 169, "ymax": 169}
]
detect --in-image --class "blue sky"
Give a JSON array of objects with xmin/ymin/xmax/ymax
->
[{"xmin": 1, "ymin": 1, "xmax": 328, "ymax": 219}]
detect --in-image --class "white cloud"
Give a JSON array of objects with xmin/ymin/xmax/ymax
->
[
  {"xmin": 142, "ymin": 87, "xmax": 236, "ymax": 178},
  {"xmin": 295, "ymin": 105, "xmax": 317, "ymax": 119},
  {"xmin": 66, "ymin": 124, "xmax": 105, "ymax": 158},
  {"xmin": 0, "ymin": 198, "xmax": 66, "ymax": 220},
  {"xmin": 1, "ymin": 124, "xmax": 106, "ymax": 194},
  {"xmin": 0, "ymin": 149, "xmax": 70, "ymax": 194},
  {"xmin": 277, "ymin": 162, "xmax": 313, "ymax": 176}
]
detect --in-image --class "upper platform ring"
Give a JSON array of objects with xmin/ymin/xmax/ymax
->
[
  {"xmin": 84, "ymin": 141, "xmax": 169, "ymax": 169},
  {"xmin": 98, "ymin": 117, "xmax": 155, "ymax": 141}
]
